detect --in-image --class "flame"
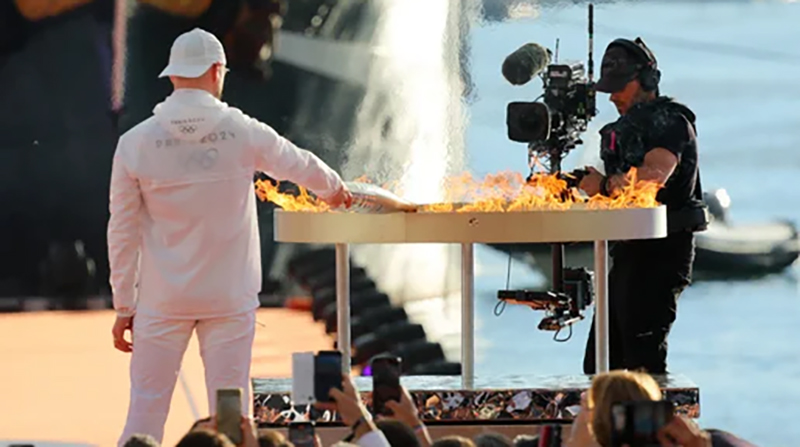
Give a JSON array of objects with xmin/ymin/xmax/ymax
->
[
  {"xmin": 254, "ymin": 168, "xmax": 661, "ymax": 213},
  {"xmin": 254, "ymin": 180, "xmax": 330, "ymax": 212}
]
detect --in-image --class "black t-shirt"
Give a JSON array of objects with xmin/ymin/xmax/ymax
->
[
  {"xmin": 602, "ymin": 97, "xmax": 702, "ymax": 212},
  {"xmin": 0, "ymin": 1, "xmax": 29, "ymax": 56}
]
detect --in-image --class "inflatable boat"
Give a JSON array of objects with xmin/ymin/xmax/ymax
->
[
  {"xmin": 491, "ymin": 189, "xmax": 800, "ymax": 281},
  {"xmin": 694, "ymin": 189, "xmax": 800, "ymax": 278}
]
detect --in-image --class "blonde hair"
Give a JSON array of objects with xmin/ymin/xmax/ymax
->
[{"xmin": 588, "ymin": 370, "xmax": 662, "ymax": 447}]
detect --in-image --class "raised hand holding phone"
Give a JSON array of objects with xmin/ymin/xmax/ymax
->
[
  {"xmin": 216, "ymin": 388, "xmax": 244, "ymax": 445},
  {"xmin": 370, "ymin": 355, "xmax": 402, "ymax": 417},
  {"xmin": 384, "ymin": 386, "xmax": 433, "ymax": 447},
  {"xmin": 314, "ymin": 350, "xmax": 343, "ymax": 403},
  {"xmin": 383, "ymin": 387, "xmax": 419, "ymax": 426},
  {"xmin": 610, "ymin": 400, "xmax": 675, "ymax": 447},
  {"xmin": 657, "ymin": 414, "xmax": 712, "ymax": 447}
]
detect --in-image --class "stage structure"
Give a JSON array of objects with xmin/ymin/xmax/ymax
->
[
  {"xmin": 252, "ymin": 204, "xmax": 701, "ymax": 433},
  {"xmin": 273, "ymin": 205, "xmax": 667, "ymax": 387}
]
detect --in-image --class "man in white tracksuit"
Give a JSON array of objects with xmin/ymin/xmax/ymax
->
[{"xmin": 108, "ymin": 28, "xmax": 352, "ymax": 446}]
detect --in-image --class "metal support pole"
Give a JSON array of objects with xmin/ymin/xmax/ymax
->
[
  {"xmin": 552, "ymin": 243, "xmax": 565, "ymax": 292},
  {"xmin": 111, "ymin": 0, "xmax": 128, "ymax": 112},
  {"xmin": 461, "ymin": 243, "xmax": 475, "ymax": 389},
  {"xmin": 593, "ymin": 240, "xmax": 610, "ymax": 373},
  {"xmin": 335, "ymin": 243, "xmax": 351, "ymax": 374}
]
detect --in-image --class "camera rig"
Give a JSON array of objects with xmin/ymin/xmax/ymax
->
[{"xmin": 498, "ymin": 3, "xmax": 598, "ymax": 336}]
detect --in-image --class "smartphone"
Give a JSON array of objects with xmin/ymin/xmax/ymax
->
[
  {"xmin": 292, "ymin": 351, "xmax": 316, "ymax": 406},
  {"xmin": 216, "ymin": 388, "xmax": 243, "ymax": 445},
  {"xmin": 610, "ymin": 400, "xmax": 675, "ymax": 447},
  {"xmin": 314, "ymin": 350, "xmax": 343, "ymax": 403},
  {"xmin": 288, "ymin": 421, "xmax": 316, "ymax": 447},
  {"xmin": 371, "ymin": 355, "xmax": 402, "ymax": 416}
]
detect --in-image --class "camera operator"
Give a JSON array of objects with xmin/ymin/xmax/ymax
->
[{"xmin": 578, "ymin": 37, "xmax": 709, "ymax": 374}]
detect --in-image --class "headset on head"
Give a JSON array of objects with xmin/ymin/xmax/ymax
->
[{"xmin": 608, "ymin": 37, "xmax": 661, "ymax": 92}]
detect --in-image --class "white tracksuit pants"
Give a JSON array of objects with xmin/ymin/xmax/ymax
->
[{"xmin": 118, "ymin": 310, "xmax": 256, "ymax": 446}]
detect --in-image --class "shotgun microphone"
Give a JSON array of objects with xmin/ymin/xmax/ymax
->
[{"xmin": 501, "ymin": 42, "xmax": 552, "ymax": 86}]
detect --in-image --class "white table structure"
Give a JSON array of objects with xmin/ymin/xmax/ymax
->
[{"xmin": 274, "ymin": 205, "xmax": 667, "ymax": 389}]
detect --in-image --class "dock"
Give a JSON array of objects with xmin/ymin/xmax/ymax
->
[{"xmin": 0, "ymin": 308, "xmax": 330, "ymax": 447}]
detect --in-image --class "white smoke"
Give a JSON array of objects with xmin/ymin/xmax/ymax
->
[{"xmin": 342, "ymin": 0, "xmax": 471, "ymax": 306}]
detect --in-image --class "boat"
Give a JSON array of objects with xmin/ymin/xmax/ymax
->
[
  {"xmin": 693, "ymin": 189, "xmax": 800, "ymax": 279},
  {"xmin": 491, "ymin": 188, "xmax": 800, "ymax": 282}
]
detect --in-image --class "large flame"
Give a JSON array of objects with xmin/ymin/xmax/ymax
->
[
  {"xmin": 254, "ymin": 168, "xmax": 661, "ymax": 213},
  {"xmin": 254, "ymin": 180, "xmax": 331, "ymax": 212}
]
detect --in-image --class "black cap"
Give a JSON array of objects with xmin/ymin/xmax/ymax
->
[{"xmin": 595, "ymin": 45, "xmax": 640, "ymax": 93}]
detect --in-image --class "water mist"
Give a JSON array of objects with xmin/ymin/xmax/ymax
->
[{"xmin": 342, "ymin": 0, "xmax": 470, "ymax": 319}]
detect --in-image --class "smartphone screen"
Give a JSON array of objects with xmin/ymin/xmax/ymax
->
[
  {"xmin": 610, "ymin": 400, "xmax": 674, "ymax": 447},
  {"xmin": 371, "ymin": 356, "xmax": 402, "ymax": 416},
  {"xmin": 288, "ymin": 421, "xmax": 316, "ymax": 447},
  {"xmin": 314, "ymin": 350, "xmax": 343, "ymax": 403},
  {"xmin": 216, "ymin": 388, "xmax": 243, "ymax": 445}
]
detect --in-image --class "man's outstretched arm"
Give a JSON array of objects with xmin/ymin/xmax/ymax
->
[
  {"xmin": 244, "ymin": 115, "xmax": 350, "ymax": 205},
  {"xmin": 107, "ymin": 142, "xmax": 143, "ymax": 318}
]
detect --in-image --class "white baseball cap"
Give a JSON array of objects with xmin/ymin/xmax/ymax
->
[{"xmin": 159, "ymin": 28, "xmax": 227, "ymax": 79}]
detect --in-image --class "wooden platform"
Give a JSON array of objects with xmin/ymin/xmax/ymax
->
[{"xmin": 0, "ymin": 308, "xmax": 332, "ymax": 447}]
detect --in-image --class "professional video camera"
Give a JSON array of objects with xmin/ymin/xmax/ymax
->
[
  {"xmin": 506, "ymin": 61, "xmax": 596, "ymax": 173},
  {"xmin": 503, "ymin": 13, "xmax": 597, "ymax": 175},
  {"xmin": 497, "ymin": 3, "xmax": 598, "ymax": 337}
]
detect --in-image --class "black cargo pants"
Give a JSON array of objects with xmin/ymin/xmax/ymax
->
[{"xmin": 583, "ymin": 231, "xmax": 695, "ymax": 374}]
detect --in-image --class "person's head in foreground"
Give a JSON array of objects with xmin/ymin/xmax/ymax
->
[
  {"xmin": 375, "ymin": 419, "xmax": 421, "ymax": 447},
  {"xmin": 181, "ymin": 415, "xmax": 261, "ymax": 447},
  {"xmin": 512, "ymin": 434, "xmax": 538, "ymax": 447},
  {"xmin": 176, "ymin": 429, "xmax": 235, "ymax": 447},
  {"xmin": 595, "ymin": 37, "xmax": 661, "ymax": 116},
  {"xmin": 432, "ymin": 436, "xmax": 477, "ymax": 447},
  {"xmin": 474, "ymin": 432, "xmax": 513, "ymax": 447},
  {"xmin": 122, "ymin": 433, "xmax": 160, "ymax": 447},
  {"xmin": 161, "ymin": 28, "xmax": 229, "ymax": 99},
  {"xmin": 588, "ymin": 370, "xmax": 663, "ymax": 447},
  {"xmin": 569, "ymin": 370, "xmax": 713, "ymax": 447},
  {"xmin": 257, "ymin": 428, "xmax": 294, "ymax": 447}
]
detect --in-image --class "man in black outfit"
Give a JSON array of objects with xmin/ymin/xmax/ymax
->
[{"xmin": 578, "ymin": 37, "xmax": 709, "ymax": 374}]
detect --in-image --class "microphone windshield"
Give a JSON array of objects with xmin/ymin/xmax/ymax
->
[{"xmin": 502, "ymin": 43, "xmax": 551, "ymax": 86}]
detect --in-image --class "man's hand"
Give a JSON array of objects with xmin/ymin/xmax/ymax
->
[
  {"xmin": 237, "ymin": 416, "xmax": 259, "ymax": 447},
  {"xmin": 578, "ymin": 167, "xmax": 605, "ymax": 196},
  {"xmin": 657, "ymin": 415, "xmax": 711, "ymax": 447},
  {"xmin": 385, "ymin": 386, "xmax": 432, "ymax": 447},
  {"xmin": 327, "ymin": 374, "xmax": 377, "ymax": 440},
  {"xmin": 606, "ymin": 173, "xmax": 630, "ymax": 196},
  {"xmin": 323, "ymin": 185, "xmax": 353, "ymax": 209},
  {"xmin": 329, "ymin": 374, "xmax": 368, "ymax": 426},
  {"xmin": 112, "ymin": 315, "xmax": 134, "ymax": 353},
  {"xmin": 384, "ymin": 386, "xmax": 420, "ymax": 427}
]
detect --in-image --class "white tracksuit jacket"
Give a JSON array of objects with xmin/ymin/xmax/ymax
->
[{"xmin": 107, "ymin": 88, "xmax": 344, "ymax": 319}]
